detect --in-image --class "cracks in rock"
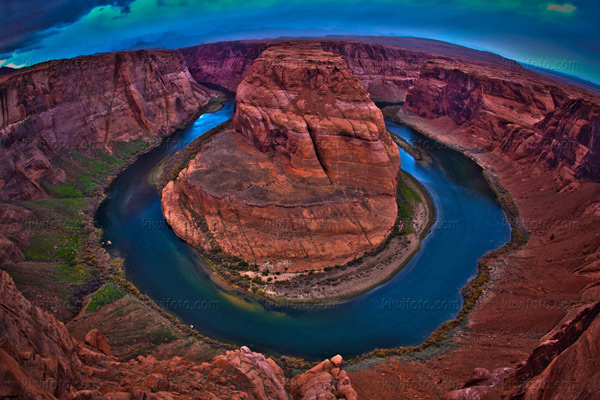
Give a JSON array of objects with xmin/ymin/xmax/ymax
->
[
  {"xmin": 298, "ymin": 212, "xmax": 324, "ymax": 264},
  {"xmin": 305, "ymin": 122, "xmax": 333, "ymax": 185},
  {"xmin": 341, "ymin": 203, "xmax": 376, "ymax": 251},
  {"xmin": 233, "ymin": 209, "xmax": 258, "ymax": 263}
]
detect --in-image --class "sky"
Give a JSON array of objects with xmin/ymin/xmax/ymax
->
[{"xmin": 1, "ymin": 0, "xmax": 599, "ymax": 84}]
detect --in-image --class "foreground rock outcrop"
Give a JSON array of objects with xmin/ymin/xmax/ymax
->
[
  {"xmin": 0, "ymin": 269, "xmax": 357, "ymax": 399},
  {"xmin": 163, "ymin": 43, "xmax": 401, "ymax": 271},
  {"xmin": 507, "ymin": 301, "xmax": 600, "ymax": 399},
  {"xmin": 0, "ymin": 270, "xmax": 82, "ymax": 399},
  {"xmin": 0, "ymin": 50, "xmax": 210, "ymax": 201}
]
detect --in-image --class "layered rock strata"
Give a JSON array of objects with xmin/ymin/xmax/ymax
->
[
  {"xmin": 404, "ymin": 59, "xmax": 600, "ymax": 188},
  {"xmin": 163, "ymin": 43, "xmax": 401, "ymax": 271},
  {"xmin": 0, "ymin": 50, "xmax": 210, "ymax": 201},
  {"xmin": 0, "ymin": 269, "xmax": 358, "ymax": 399}
]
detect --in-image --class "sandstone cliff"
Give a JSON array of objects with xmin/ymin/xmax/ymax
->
[
  {"xmin": 404, "ymin": 59, "xmax": 600, "ymax": 189},
  {"xmin": 180, "ymin": 40, "xmax": 427, "ymax": 102},
  {"xmin": 163, "ymin": 43, "xmax": 401, "ymax": 271},
  {"xmin": 232, "ymin": 43, "xmax": 400, "ymax": 194},
  {"xmin": 508, "ymin": 301, "xmax": 600, "ymax": 399},
  {"xmin": 181, "ymin": 41, "xmax": 269, "ymax": 93},
  {"xmin": 0, "ymin": 269, "xmax": 357, "ymax": 399},
  {"xmin": 0, "ymin": 50, "xmax": 210, "ymax": 201},
  {"xmin": 179, "ymin": 37, "xmax": 516, "ymax": 104},
  {"xmin": 180, "ymin": 39, "xmax": 600, "ymax": 188},
  {"xmin": 319, "ymin": 41, "xmax": 429, "ymax": 102}
]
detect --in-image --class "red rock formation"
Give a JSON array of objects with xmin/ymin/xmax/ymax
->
[
  {"xmin": 233, "ymin": 42, "xmax": 400, "ymax": 194},
  {"xmin": 180, "ymin": 39, "xmax": 428, "ymax": 102},
  {"xmin": 404, "ymin": 59, "xmax": 600, "ymax": 188},
  {"xmin": 373, "ymin": 57, "xmax": 600, "ymax": 399},
  {"xmin": 163, "ymin": 43, "xmax": 401, "ymax": 271},
  {"xmin": 4, "ymin": 36, "xmax": 600, "ymax": 399},
  {"xmin": 320, "ymin": 41, "xmax": 429, "ymax": 102},
  {"xmin": 0, "ymin": 50, "xmax": 210, "ymax": 200},
  {"xmin": 0, "ymin": 203, "xmax": 32, "ymax": 265},
  {"xmin": 0, "ymin": 270, "xmax": 83, "ymax": 398},
  {"xmin": 179, "ymin": 37, "xmax": 513, "ymax": 103},
  {"xmin": 181, "ymin": 41, "xmax": 269, "ymax": 93},
  {"xmin": 0, "ymin": 269, "xmax": 357, "ymax": 399},
  {"xmin": 288, "ymin": 354, "xmax": 358, "ymax": 400},
  {"xmin": 507, "ymin": 302, "xmax": 600, "ymax": 399},
  {"xmin": 534, "ymin": 98, "xmax": 600, "ymax": 183}
]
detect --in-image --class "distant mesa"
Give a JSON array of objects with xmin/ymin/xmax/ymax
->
[
  {"xmin": 0, "ymin": 66, "xmax": 17, "ymax": 76},
  {"xmin": 162, "ymin": 42, "xmax": 401, "ymax": 271}
]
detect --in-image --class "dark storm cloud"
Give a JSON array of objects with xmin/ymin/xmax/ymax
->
[{"xmin": 0, "ymin": 0, "xmax": 135, "ymax": 54}]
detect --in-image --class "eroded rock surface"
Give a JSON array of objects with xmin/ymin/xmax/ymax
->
[
  {"xmin": 0, "ymin": 269, "xmax": 358, "ymax": 399},
  {"xmin": 404, "ymin": 59, "xmax": 600, "ymax": 190},
  {"xmin": 506, "ymin": 302, "xmax": 600, "ymax": 399},
  {"xmin": 0, "ymin": 50, "xmax": 210, "ymax": 201},
  {"xmin": 163, "ymin": 43, "xmax": 400, "ymax": 270}
]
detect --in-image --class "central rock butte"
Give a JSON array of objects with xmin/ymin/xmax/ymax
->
[{"xmin": 162, "ymin": 43, "xmax": 401, "ymax": 271}]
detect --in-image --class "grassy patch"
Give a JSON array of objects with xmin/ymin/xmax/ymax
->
[
  {"xmin": 86, "ymin": 282, "xmax": 126, "ymax": 313},
  {"xmin": 148, "ymin": 327, "xmax": 176, "ymax": 344},
  {"xmin": 57, "ymin": 263, "xmax": 92, "ymax": 285},
  {"xmin": 394, "ymin": 177, "xmax": 419, "ymax": 235},
  {"xmin": 41, "ymin": 183, "xmax": 83, "ymax": 198}
]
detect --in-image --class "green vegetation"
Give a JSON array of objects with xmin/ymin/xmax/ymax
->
[
  {"xmin": 394, "ymin": 177, "xmax": 420, "ymax": 235},
  {"xmin": 10, "ymin": 137, "xmax": 156, "ymax": 318},
  {"xmin": 148, "ymin": 326, "xmax": 176, "ymax": 344},
  {"xmin": 86, "ymin": 282, "xmax": 126, "ymax": 312}
]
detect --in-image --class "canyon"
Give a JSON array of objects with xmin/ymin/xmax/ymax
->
[
  {"xmin": 0, "ymin": 269, "xmax": 358, "ymax": 399},
  {"xmin": 0, "ymin": 36, "xmax": 599, "ymax": 399},
  {"xmin": 0, "ymin": 50, "xmax": 210, "ymax": 202},
  {"xmin": 162, "ymin": 42, "xmax": 401, "ymax": 271}
]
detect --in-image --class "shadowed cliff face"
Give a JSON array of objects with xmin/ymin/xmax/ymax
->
[
  {"xmin": 507, "ymin": 301, "xmax": 600, "ymax": 400},
  {"xmin": 0, "ymin": 50, "xmax": 210, "ymax": 201},
  {"xmin": 181, "ymin": 41, "xmax": 269, "ymax": 93},
  {"xmin": 319, "ymin": 41, "xmax": 429, "ymax": 103},
  {"xmin": 404, "ymin": 59, "xmax": 600, "ymax": 189},
  {"xmin": 162, "ymin": 43, "xmax": 401, "ymax": 271},
  {"xmin": 534, "ymin": 98, "xmax": 600, "ymax": 183}
]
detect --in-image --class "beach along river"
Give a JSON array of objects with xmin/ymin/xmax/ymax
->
[{"xmin": 96, "ymin": 101, "xmax": 510, "ymax": 359}]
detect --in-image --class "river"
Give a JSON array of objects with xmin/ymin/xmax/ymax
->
[{"xmin": 97, "ymin": 101, "xmax": 510, "ymax": 359}]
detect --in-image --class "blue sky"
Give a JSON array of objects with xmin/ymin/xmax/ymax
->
[{"xmin": 1, "ymin": 0, "xmax": 598, "ymax": 84}]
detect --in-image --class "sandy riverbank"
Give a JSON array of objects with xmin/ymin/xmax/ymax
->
[{"xmin": 236, "ymin": 169, "xmax": 435, "ymax": 302}]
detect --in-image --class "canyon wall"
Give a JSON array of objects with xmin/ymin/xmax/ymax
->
[
  {"xmin": 163, "ymin": 42, "xmax": 401, "ymax": 271},
  {"xmin": 180, "ymin": 38, "xmax": 517, "ymax": 104},
  {"xmin": 404, "ymin": 59, "xmax": 600, "ymax": 188},
  {"xmin": 181, "ymin": 41, "xmax": 269, "ymax": 93},
  {"xmin": 0, "ymin": 50, "xmax": 210, "ymax": 201},
  {"xmin": 319, "ymin": 41, "xmax": 429, "ymax": 102},
  {"xmin": 181, "ymin": 40, "xmax": 431, "ymax": 102},
  {"xmin": 0, "ymin": 269, "xmax": 357, "ymax": 399},
  {"xmin": 180, "ymin": 39, "xmax": 599, "ymax": 187},
  {"xmin": 2, "ymin": 37, "xmax": 600, "ymax": 399}
]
